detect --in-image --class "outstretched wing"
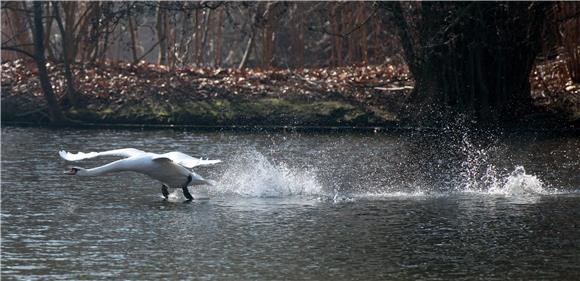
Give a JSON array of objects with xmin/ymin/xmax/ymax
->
[
  {"xmin": 152, "ymin": 151, "xmax": 221, "ymax": 168},
  {"xmin": 59, "ymin": 148, "xmax": 146, "ymax": 161}
]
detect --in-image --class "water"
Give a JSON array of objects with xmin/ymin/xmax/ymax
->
[{"xmin": 1, "ymin": 126, "xmax": 579, "ymax": 280}]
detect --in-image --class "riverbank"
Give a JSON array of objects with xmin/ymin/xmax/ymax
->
[
  {"xmin": 1, "ymin": 60, "xmax": 410, "ymax": 127},
  {"xmin": 1, "ymin": 59, "xmax": 578, "ymax": 129}
]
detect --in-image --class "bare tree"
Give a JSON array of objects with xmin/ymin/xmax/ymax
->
[
  {"xmin": 156, "ymin": 2, "xmax": 167, "ymax": 65},
  {"xmin": 238, "ymin": 2, "xmax": 276, "ymax": 69},
  {"xmin": 127, "ymin": 14, "xmax": 140, "ymax": 63},
  {"xmin": 557, "ymin": 2, "xmax": 580, "ymax": 83},
  {"xmin": 214, "ymin": 7, "xmax": 224, "ymax": 66},
  {"xmin": 32, "ymin": 2, "xmax": 67, "ymax": 123},
  {"xmin": 198, "ymin": 9, "xmax": 212, "ymax": 65},
  {"xmin": 383, "ymin": 2, "xmax": 552, "ymax": 122},
  {"xmin": 52, "ymin": 1, "xmax": 80, "ymax": 107},
  {"xmin": 1, "ymin": 2, "xmax": 35, "ymax": 60}
]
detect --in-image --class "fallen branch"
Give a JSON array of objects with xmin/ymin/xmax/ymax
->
[{"xmin": 374, "ymin": 86, "xmax": 414, "ymax": 91}]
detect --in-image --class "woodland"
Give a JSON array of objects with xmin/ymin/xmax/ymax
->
[{"xmin": 1, "ymin": 1, "xmax": 579, "ymax": 128}]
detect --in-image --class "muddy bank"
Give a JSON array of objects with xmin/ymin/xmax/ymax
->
[
  {"xmin": 1, "ymin": 59, "xmax": 578, "ymax": 129},
  {"xmin": 1, "ymin": 60, "xmax": 409, "ymax": 127}
]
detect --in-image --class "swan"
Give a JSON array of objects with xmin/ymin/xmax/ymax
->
[{"xmin": 59, "ymin": 148, "xmax": 221, "ymax": 201}]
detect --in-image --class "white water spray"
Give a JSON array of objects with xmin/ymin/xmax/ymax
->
[
  {"xmin": 214, "ymin": 149, "xmax": 323, "ymax": 198},
  {"xmin": 488, "ymin": 166, "xmax": 547, "ymax": 195}
]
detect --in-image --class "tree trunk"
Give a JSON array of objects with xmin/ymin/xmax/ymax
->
[
  {"xmin": 156, "ymin": 2, "xmax": 167, "ymax": 65},
  {"xmin": 75, "ymin": 2, "xmax": 97, "ymax": 62},
  {"xmin": 199, "ymin": 9, "xmax": 212, "ymax": 66},
  {"xmin": 43, "ymin": 3, "xmax": 55, "ymax": 60},
  {"xmin": 331, "ymin": 6, "xmax": 343, "ymax": 66},
  {"xmin": 128, "ymin": 15, "xmax": 140, "ymax": 63},
  {"xmin": 214, "ymin": 8, "xmax": 224, "ymax": 67},
  {"xmin": 385, "ymin": 2, "xmax": 550, "ymax": 123},
  {"xmin": 262, "ymin": 21, "xmax": 273, "ymax": 68},
  {"xmin": 239, "ymin": 4, "xmax": 262, "ymax": 70},
  {"xmin": 558, "ymin": 2, "xmax": 580, "ymax": 83},
  {"xmin": 290, "ymin": 3, "xmax": 305, "ymax": 68},
  {"xmin": 238, "ymin": 2, "xmax": 275, "ymax": 70},
  {"xmin": 52, "ymin": 1, "xmax": 80, "ymax": 107},
  {"xmin": 32, "ymin": 2, "xmax": 67, "ymax": 124},
  {"xmin": 193, "ymin": 9, "xmax": 201, "ymax": 65},
  {"xmin": 2, "ymin": 2, "xmax": 35, "ymax": 60},
  {"xmin": 238, "ymin": 29, "xmax": 256, "ymax": 70},
  {"xmin": 360, "ymin": 5, "xmax": 368, "ymax": 65},
  {"xmin": 87, "ymin": 3, "xmax": 103, "ymax": 63},
  {"xmin": 61, "ymin": 2, "xmax": 78, "ymax": 63},
  {"xmin": 346, "ymin": 7, "xmax": 354, "ymax": 64}
]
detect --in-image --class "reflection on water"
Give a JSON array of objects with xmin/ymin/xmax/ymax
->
[{"xmin": 1, "ymin": 127, "xmax": 579, "ymax": 280}]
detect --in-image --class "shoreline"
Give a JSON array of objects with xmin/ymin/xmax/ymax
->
[
  {"xmin": 2, "ymin": 60, "xmax": 578, "ymax": 131},
  {"xmin": 3, "ymin": 120, "xmax": 579, "ymax": 135}
]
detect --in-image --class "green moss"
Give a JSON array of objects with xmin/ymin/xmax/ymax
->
[
  {"xmin": 54, "ymin": 97, "xmax": 397, "ymax": 126},
  {"xmin": 67, "ymin": 107, "xmax": 99, "ymax": 120}
]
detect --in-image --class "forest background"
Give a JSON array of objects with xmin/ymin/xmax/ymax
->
[{"xmin": 1, "ymin": 1, "xmax": 579, "ymax": 128}]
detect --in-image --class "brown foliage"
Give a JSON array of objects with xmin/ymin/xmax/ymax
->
[{"xmin": 1, "ymin": 59, "xmax": 412, "ymax": 115}]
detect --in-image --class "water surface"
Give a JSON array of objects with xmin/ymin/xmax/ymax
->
[{"xmin": 2, "ymin": 127, "xmax": 579, "ymax": 280}]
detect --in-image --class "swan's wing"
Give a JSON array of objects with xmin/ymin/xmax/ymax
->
[
  {"xmin": 59, "ymin": 148, "xmax": 146, "ymax": 161},
  {"xmin": 152, "ymin": 151, "xmax": 221, "ymax": 168}
]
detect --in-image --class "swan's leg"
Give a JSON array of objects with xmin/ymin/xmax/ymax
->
[
  {"xmin": 181, "ymin": 175, "xmax": 194, "ymax": 202},
  {"xmin": 182, "ymin": 186, "xmax": 194, "ymax": 201},
  {"xmin": 161, "ymin": 184, "xmax": 170, "ymax": 200}
]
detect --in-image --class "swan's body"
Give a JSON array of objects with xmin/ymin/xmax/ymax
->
[{"xmin": 59, "ymin": 148, "xmax": 221, "ymax": 201}]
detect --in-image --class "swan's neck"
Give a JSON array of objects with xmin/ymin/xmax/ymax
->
[{"xmin": 77, "ymin": 160, "xmax": 128, "ymax": 176}]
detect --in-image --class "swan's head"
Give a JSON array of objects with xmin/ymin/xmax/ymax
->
[{"xmin": 64, "ymin": 166, "xmax": 84, "ymax": 175}]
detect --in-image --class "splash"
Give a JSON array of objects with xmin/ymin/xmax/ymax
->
[
  {"xmin": 328, "ymin": 165, "xmax": 551, "ymax": 202},
  {"xmin": 488, "ymin": 166, "xmax": 548, "ymax": 195},
  {"xmin": 214, "ymin": 149, "xmax": 323, "ymax": 198},
  {"xmin": 339, "ymin": 190, "xmax": 429, "ymax": 202},
  {"xmin": 454, "ymin": 125, "xmax": 552, "ymax": 196},
  {"xmin": 206, "ymin": 122, "xmax": 557, "ymax": 201}
]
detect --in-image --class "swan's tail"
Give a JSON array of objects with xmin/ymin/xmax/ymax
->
[
  {"xmin": 190, "ymin": 171, "xmax": 217, "ymax": 186},
  {"xmin": 190, "ymin": 175, "xmax": 217, "ymax": 186}
]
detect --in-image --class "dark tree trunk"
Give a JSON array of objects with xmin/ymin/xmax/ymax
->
[
  {"xmin": 238, "ymin": 29, "xmax": 256, "ymax": 70},
  {"xmin": 199, "ymin": 9, "xmax": 212, "ymax": 66},
  {"xmin": 128, "ymin": 15, "xmax": 140, "ymax": 63},
  {"xmin": 156, "ymin": 2, "xmax": 167, "ymax": 65},
  {"xmin": 52, "ymin": 1, "xmax": 80, "ymax": 107},
  {"xmin": 32, "ymin": 2, "xmax": 67, "ymax": 124},
  {"xmin": 385, "ymin": 2, "xmax": 551, "ymax": 124}
]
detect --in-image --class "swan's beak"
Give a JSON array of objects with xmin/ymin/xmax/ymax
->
[{"xmin": 63, "ymin": 168, "xmax": 77, "ymax": 175}]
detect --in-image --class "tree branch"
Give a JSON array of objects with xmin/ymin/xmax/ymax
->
[
  {"xmin": 135, "ymin": 35, "xmax": 165, "ymax": 63},
  {"xmin": 1, "ymin": 45, "xmax": 36, "ymax": 59},
  {"xmin": 308, "ymin": 6, "xmax": 378, "ymax": 39},
  {"xmin": 380, "ymin": 2, "xmax": 418, "ymax": 75}
]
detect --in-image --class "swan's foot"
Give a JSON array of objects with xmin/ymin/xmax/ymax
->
[
  {"xmin": 182, "ymin": 186, "xmax": 194, "ymax": 202},
  {"xmin": 161, "ymin": 184, "xmax": 169, "ymax": 200}
]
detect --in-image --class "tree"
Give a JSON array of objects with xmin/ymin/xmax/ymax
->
[
  {"xmin": 238, "ymin": 2, "xmax": 277, "ymax": 69},
  {"xmin": 557, "ymin": 2, "xmax": 580, "ymax": 83},
  {"xmin": 52, "ymin": 1, "xmax": 81, "ymax": 107},
  {"xmin": 127, "ymin": 13, "xmax": 140, "ymax": 63},
  {"xmin": 32, "ymin": 2, "xmax": 67, "ymax": 123},
  {"xmin": 1, "ymin": 1, "xmax": 35, "ymax": 60},
  {"xmin": 383, "ymin": 2, "xmax": 552, "ymax": 123},
  {"xmin": 156, "ymin": 1, "xmax": 168, "ymax": 65}
]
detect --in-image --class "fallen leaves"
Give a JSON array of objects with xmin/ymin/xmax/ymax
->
[
  {"xmin": 530, "ymin": 55, "xmax": 580, "ymax": 118},
  {"xmin": 2, "ymin": 56, "xmax": 578, "ymax": 124}
]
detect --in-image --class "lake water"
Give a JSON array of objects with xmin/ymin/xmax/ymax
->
[{"xmin": 1, "ymin": 126, "xmax": 579, "ymax": 280}]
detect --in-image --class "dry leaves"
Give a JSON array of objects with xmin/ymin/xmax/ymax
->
[
  {"xmin": 2, "ymin": 57, "xmax": 577, "ymax": 122},
  {"xmin": 1, "ymin": 59, "xmax": 414, "ymax": 107}
]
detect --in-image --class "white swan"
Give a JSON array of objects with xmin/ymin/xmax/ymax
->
[{"xmin": 59, "ymin": 148, "xmax": 221, "ymax": 201}]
